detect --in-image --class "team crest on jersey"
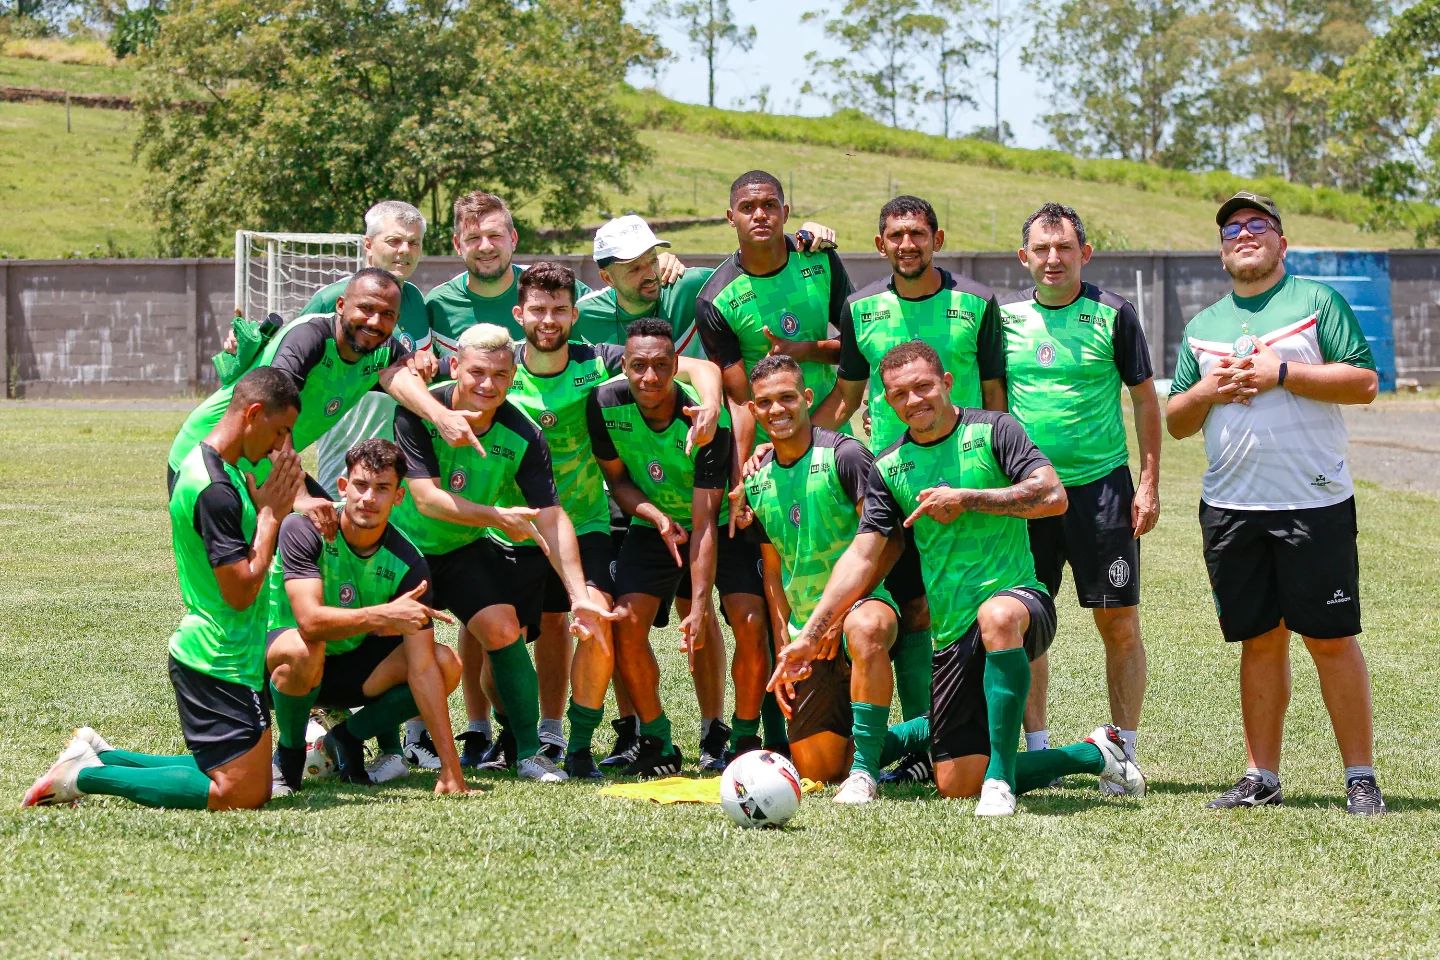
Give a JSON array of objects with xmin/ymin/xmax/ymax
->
[
  {"xmin": 325, "ymin": 397, "xmax": 342, "ymax": 416},
  {"xmin": 338, "ymin": 583, "xmax": 356, "ymax": 605},
  {"xmin": 648, "ymin": 460, "xmax": 665, "ymax": 483},
  {"xmin": 539, "ymin": 411, "xmax": 558, "ymax": 429},
  {"xmin": 1108, "ymin": 559, "xmax": 1131, "ymax": 588},
  {"xmin": 400, "ymin": 334, "xmax": 414, "ymax": 350},
  {"xmin": 780, "ymin": 312, "xmax": 800, "ymax": 336},
  {"xmin": 789, "ymin": 504, "xmax": 802, "ymax": 526},
  {"xmin": 448, "ymin": 469, "xmax": 467, "ymax": 492},
  {"xmin": 1036, "ymin": 342, "xmax": 1056, "ymax": 368}
]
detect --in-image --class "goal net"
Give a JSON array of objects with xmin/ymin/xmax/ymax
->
[{"xmin": 234, "ymin": 231, "xmax": 365, "ymax": 324}]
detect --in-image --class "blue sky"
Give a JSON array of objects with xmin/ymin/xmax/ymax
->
[{"xmin": 626, "ymin": 2, "xmax": 1045, "ymax": 148}]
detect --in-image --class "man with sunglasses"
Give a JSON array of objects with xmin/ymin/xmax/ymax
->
[{"xmin": 1167, "ymin": 191, "xmax": 1384, "ymax": 816}]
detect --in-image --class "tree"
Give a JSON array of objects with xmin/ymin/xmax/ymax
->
[
  {"xmin": 968, "ymin": 0, "xmax": 1024, "ymax": 144},
  {"xmin": 1331, "ymin": 0, "xmax": 1440, "ymax": 243},
  {"xmin": 801, "ymin": 0, "xmax": 929, "ymax": 129},
  {"xmin": 912, "ymin": 1, "xmax": 975, "ymax": 138},
  {"xmin": 134, "ymin": 0, "xmax": 663, "ymax": 256},
  {"xmin": 651, "ymin": 0, "xmax": 755, "ymax": 108}
]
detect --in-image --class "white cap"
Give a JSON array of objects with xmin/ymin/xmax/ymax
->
[{"xmin": 593, "ymin": 214, "xmax": 670, "ymax": 264}]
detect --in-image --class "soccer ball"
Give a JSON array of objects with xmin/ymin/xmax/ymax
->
[
  {"xmin": 719, "ymin": 750, "xmax": 803, "ymax": 828},
  {"xmin": 304, "ymin": 715, "xmax": 336, "ymax": 779}
]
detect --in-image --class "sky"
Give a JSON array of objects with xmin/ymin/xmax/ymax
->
[{"xmin": 626, "ymin": 2, "xmax": 1046, "ymax": 149}]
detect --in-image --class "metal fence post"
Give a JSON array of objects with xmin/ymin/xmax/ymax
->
[{"xmin": 187, "ymin": 261, "xmax": 201, "ymax": 392}]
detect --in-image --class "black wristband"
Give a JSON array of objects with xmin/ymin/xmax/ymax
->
[{"xmin": 1277, "ymin": 361, "xmax": 1289, "ymax": 387}]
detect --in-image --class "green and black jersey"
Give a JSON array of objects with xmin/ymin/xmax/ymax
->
[
  {"xmin": 303, "ymin": 279, "xmax": 431, "ymax": 354},
  {"xmin": 267, "ymin": 513, "xmax": 431, "ymax": 654},
  {"xmin": 1000, "ymin": 282, "xmax": 1152, "ymax": 487},
  {"xmin": 696, "ymin": 236, "xmax": 852, "ymax": 417},
  {"xmin": 574, "ymin": 267, "xmax": 712, "ymax": 359},
  {"xmin": 587, "ymin": 379, "xmax": 733, "ymax": 529},
  {"xmin": 745, "ymin": 427, "xmax": 874, "ymax": 631},
  {"xmin": 167, "ymin": 314, "xmax": 413, "ymax": 474},
  {"xmin": 425, "ymin": 266, "xmax": 591, "ymax": 359},
  {"xmin": 858, "ymin": 410, "xmax": 1050, "ymax": 649},
  {"xmin": 391, "ymin": 384, "xmax": 558, "ymax": 556},
  {"xmin": 167, "ymin": 442, "xmax": 267, "ymax": 690},
  {"xmin": 839, "ymin": 270, "xmax": 1005, "ymax": 453},
  {"xmin": 509, "ymin": 341, "xmax": 626, "ymax": 537}
]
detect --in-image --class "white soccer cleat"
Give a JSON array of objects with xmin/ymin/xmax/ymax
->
[
  {"xmin": 1086, "ymin": 724, "xmax": 1146, "ymax": 798},
  {"xmin": 365, "ymin": 752, "xmax": 409, "ymax": 784},
  {"xmin": 974, "ymin": 778, "xmax": 1017, "ymax": 817},
  {"xmin": 402, "ymin": 731, "xmax": 443, "ymax": 771},
  {"xmin": 73, "ymin": 726, "xmax": 116, "ymax": 755},
  {"xmin": 270, "ymin": 762, "xmax": 294, "ymax": 799},
  {"xmin": 517, "ymin": 753, "xmax": 569, "ymax": 784},
  {"xmin": 833, "ymin": 770, "xmax": 880, "ymax": 805},
  {"xmin": 22, "ymin": 738, "xmax": 101, "ymax": 807}
]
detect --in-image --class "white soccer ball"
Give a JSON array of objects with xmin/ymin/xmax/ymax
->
[
  {"xmin": 719, "ymin": 750, "xmax": 803, "ymax": 828},
  {"xmin": 303, "ymin": 717, "xmax": 335, "ymax": 779}
]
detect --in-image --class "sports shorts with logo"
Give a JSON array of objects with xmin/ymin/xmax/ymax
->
[
  {"xmin": 169, "ymin": 654, "xmax": 270, "ymax": 772},
  {"xmin": 538, "ymin": 530, "xmax": 617, "ymax": 615},
  {"xmin": 613, "ymin": 523, "xmax": 763, "ymax": 600},
  {"xmin": 1027, "ymin": 464, "xmax": 1140, "ymax": 608},
  {"xmin": 930, "ymin": 587, "xmax": 1056, "ymax": 763},
  {"xmin": 426, "ymin": 537, "xmax": 547, "ymax": 634},
  {"xmin": 1199, "ymin": 497, "xmax": 1361, "ymax": 643}
]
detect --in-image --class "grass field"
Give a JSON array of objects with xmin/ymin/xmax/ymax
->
[{"xmin": 2, "ymin": 402, "xmax": 1438, "ymax": 959}]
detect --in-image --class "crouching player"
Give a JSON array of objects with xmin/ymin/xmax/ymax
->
[
  {"xmin": 771, "ymin": 342, "xmax": 1145, "ymax": 816},
  {"xmin": 23, "ymin": 369, "xmax": 302, "ymax": 810},
  {"xmin": 266, "ymin": 438, "xmax": 467, "ymax": 795}
]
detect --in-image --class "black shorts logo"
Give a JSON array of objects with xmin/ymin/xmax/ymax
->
[
  {"xmin": 648, "ymin": 460, "xmax": 665, "ymax": 483},
  {"xmin": 338, "ymin": 583, "xmax": 356, "ymax": 605},
  {"xmin": 325, "ymin": 397, "xmax": 343, "ymax": 416},
  {"xmin": 789, "ymin": 504, "xmax": 801, "ymax": 526},
  {"xmin": 449, "ymin": 469, "xmax": 467, "ymax": 492},
  {"xmin": 539, "ymin": 411, "xmax": 558, "ymax": 429},
  {"xmin": 1107, "ymin": 559, "xmax": 1131, "ymax": 588},
  {"xmin": 1036, "ymin": 342, "xmax": 1056, "ymax": 368},
  {"xmin": 780, "ymin": 312, "xmax": 800, "ymax": 336}
]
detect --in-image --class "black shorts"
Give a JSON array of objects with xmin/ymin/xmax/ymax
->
[
  {"xmin": 540, "ymin": 531, "xmax": 617, "ymax": 614},
  {"xmin": 613, "ymin": 523, "xmax": 764, "ymax": 601},
  {"xmin": 929, "ymin": 587, "xmax": 1057, "ymax": 763},
  {"xmin": 1028, "ymin": 464, "xmax": 1140, "ymax": 608},
  {"xmin": 427, "ymin": 537, "xmax": 549, "ymax": 632},
  {"xmin": 787, "ymin": 656, "xmax": 853, "ymax": 743},
  {"xmin": 316, "ymin": 635, "xmax": 402, "ymax": 708},
  {"xmin": 608, "ymin": 522, "xmax": 673, "ymax": 628},
  {"xmin": 1200, "ymin": 497, "xmax": 1361, "ymax": 643},
  {"xmin": 882, "ymin": 528, "xmax": 926, "ymax": 608},
  {"xmin": 168, "ymin": 654, "xmax": 269, "ymax": 773}
]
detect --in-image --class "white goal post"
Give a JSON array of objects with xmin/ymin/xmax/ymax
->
[{"xmin": 234, "ymin": 230, "xmax": 365, "ymax": 324}]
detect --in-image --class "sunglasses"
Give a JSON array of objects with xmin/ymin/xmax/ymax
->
[{"xmin": 1220, "ymin": 217, "xmax": 1278, "ymax": 241}]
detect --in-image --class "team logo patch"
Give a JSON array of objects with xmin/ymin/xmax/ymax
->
[
  {"xmin": 325, "ymin": 397, "xmax": 343, "ymax": 417},
  {"xmin": 648, "ymin": 460, "xmax": 665, "ymax": 483},
  {"xmin": 1036, "ymin": 342, "xmax": 1056, "ymax": 368},
  {"xmin": 1107, "ymin": 559, "xmax": 1131, "ymax": 588},
  {"xmin": 400, "ymin": 334, "xmax": 414, "ymax": 350},
  {"xmin": 448, "ymin": 469, "xmax": 467, "ymax": 492},
  {"xmin": 789, "ymin": 504, "xmax": 802, "ymax": 526},
  {"xmin": 338, "ymin": 583, "xmax": 357, "ymax": 606},
  {"xmin": 539, "ymin": 411, "xmax": 558, "ymax": 429},
  {"xmin": 780, "ymin": 312, "xmax": 799, "ymax": 336}
]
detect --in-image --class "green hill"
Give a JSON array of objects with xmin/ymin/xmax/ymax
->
[{"xmin": 0, "ymin": 55, "xmax": 1421, "ymax": 258}]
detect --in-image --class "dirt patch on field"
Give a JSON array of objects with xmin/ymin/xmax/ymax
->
[{"xmin": 1345, "ymin": 401, "xmax": 1440, "ymax": 498}]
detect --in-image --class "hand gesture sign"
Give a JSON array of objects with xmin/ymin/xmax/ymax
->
[{"xmin": 378, "ymin": 579, "xmax": 456, "ymax": 634}]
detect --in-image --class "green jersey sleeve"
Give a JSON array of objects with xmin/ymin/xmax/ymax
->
[
  {"xmin": 1170, "ymin": 327, "xmax": 1200, "ymax": 396},
  {"xmin": 1315, "ymin": 284, "xmax": 1376, "ymax": 370}
]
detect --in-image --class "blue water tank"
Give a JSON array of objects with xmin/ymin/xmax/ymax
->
[{"xmin": 1287, "ymin": 250, "xmax": 1395, "ymax": 392}]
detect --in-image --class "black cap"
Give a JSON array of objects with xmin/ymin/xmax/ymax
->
[{"xmin": 1216, "ymin": 191, "xmax": 1282, "ymax": 230}]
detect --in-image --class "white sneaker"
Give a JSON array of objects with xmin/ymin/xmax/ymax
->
[
  {"xmin": 833, "ymin": 770, "xmax": 879, "ymax": 805},
  {"xmin": 22, "ymin": 738, "xmax": 101, "ymax": 807},
  {"xmin": 73, "ymin": 726, "xmax": 115, "ymax": 755},
  {"xmin": 365, "ymin": 752, "xmax": 409, "ymax": 784},
  {"xmin": 402, "ymin": 731, "xmax": 442, "ymax": 770},
  {"xmin": 974, "ymin": 778, "xmax": 1017, "ymax": 817},
  {"xmin": 517, "ymin": 753, "xmax": 569, "ymax": 783},
  {"xmin": 270, "ymin": 763, "xmax": 294, "ymax": 799},
  {"xmin": 1086, "ymin": 724, "xmax": 1146, "ymax": 798}
]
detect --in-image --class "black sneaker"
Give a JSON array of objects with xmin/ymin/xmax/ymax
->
[
  {"xmin": 1346, "ymin": 776, "xmax": 1386, "ymax": 816},
  {"xmin": 274, "ymin": 745, "xmax": 305, "ymax": 792},
  {"xmin": 698, "ymin": 720, "xmax": 732, "ymax": 772},
  {"xmin": 600, "ymin": 716, "xmax": 640, "ymax": 768},
  {"xmin": 564, "ymin": 748, "xmax": 605, "ymax": 780},
  {"xmin": 323, "ymin": 722, "xmax": 373, "ymax": 785},
  {"xmin": 722, "ymin": 733, "xmax": 763, "ymax": 766},
  {"xmin": 763, "ymin": 740, "xmax": 791, "ymax": 759},
  {"xmin": 625, "ymin": 736, "xmax": 684, "ymax": 778},
  {"xmin": 1207, "ymin": 774, "xmax": 1283, "ymax": 809},
  {"xmin": 455, "ymin": 730, "xmax": 492, "ymax": 768},
  {"xmin": 477, "ymin": 726, "xmax": 517, "ymax": 771},
  {"xmin": 880, "ymin": 751, "xmax": 933, "ymax": 784}
]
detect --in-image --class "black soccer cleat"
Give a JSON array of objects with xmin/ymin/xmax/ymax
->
[
  {"xmin": 1346, "ymin": 776, "xmax": 1386, "ymax": 816},
  {"xmin": 722, "ymin": 734, "xmax": 763, "ymax": 766},
  {"xmin": 274, "ymin": 744, "xmax": 305, "ymax": 792},
  {"xmin": 1206, "ymin": 774, "xmax": 1283, "ymax": 809},
  {"xmin": 600, "ymin": 716, "xmax": 640, "ymax": 769},
  {"xmin": 323, "ymin": 722, "xmax": 373, "ymax": 786},
  {"xmin": 476, "ymin": 725, "xmax": 516, "ymax": 772},
  {"xmin": 455, "ymin": 730, "xmax": 493, "ymax": 769},
  {"xmin": 624, "ymin": 736, "xmax": 684, "ymax": 779},
  {"xmin": 698, "ymin": 720, "xmax": 732, "ymax": 772},
  {"xmin": 564, "ymin": 748, "xmax": 605, "ymax": 780},
  {"xmin": 880, "ymin": 751, "xmax": 934, "ymax": 785}
]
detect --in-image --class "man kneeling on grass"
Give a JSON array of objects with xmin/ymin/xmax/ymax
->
[
  {"xmin": 24, "ymin": 368, "xmax": 302, "ymax": 811},
  {"xmin": 266, "ymin": 438, "xmax": 466, "ymax": 795}
]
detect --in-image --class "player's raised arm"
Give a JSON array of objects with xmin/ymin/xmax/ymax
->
[
  {"xmin": 673, "ymin": 354, "xmax": 724, "ymax": 451},
  {"xmin": 218, "ymin": 437, "xmax": 302, "ymax": 610}
]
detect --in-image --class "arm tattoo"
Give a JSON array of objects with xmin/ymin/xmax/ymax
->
[
  {"xmin": 802, "ymin": 612, "xmax": 834, "ymax": 646},
  {"xmin": 961, "ymin": 475, "xmax": 1058, "ymax": 518}
]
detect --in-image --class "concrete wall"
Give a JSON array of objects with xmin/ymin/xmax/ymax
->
[{"xmin": 2, "ymin": 250, "xmax": 1435, "ymax": 397}]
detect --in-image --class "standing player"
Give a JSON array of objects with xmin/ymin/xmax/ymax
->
[
  {"xmin": 303, "ymin": 201, "xmax": 439, "ymax": 496},
  {"xmin": 265, "ymin": 438, "xmax": 467, "ymax": 796},
  {"xmin": 391, "ymin": 323, "xmax": 617, "ymax": 783},
  {"xmin": 811, "ymin": 195, "xmax": 1008, "ymax": 783},
  {"xmin": 1167, "ymin": 192, "xmax": 1384, "ymax": 815},
  {"xmin": 588, "ymin": 319, "xmax": 770, "ymax": 775},
  {"xmin": 1000, "ymin": 202, "xmax": 1160, "ymax": 780},
  {"xmin": 24, "ymin": 369, "xmax": 302, "ymax": 810},
  {"xmin": 772, "ymin": 343, "xmax": 1145, "ymax": 816},
  {"xmin": 740, "ymin": 355, "xmax": 903, "ymax": 803},
  {"xmin": 506, "ymin": 262, "xmax": 723, "ymax": 776}
]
